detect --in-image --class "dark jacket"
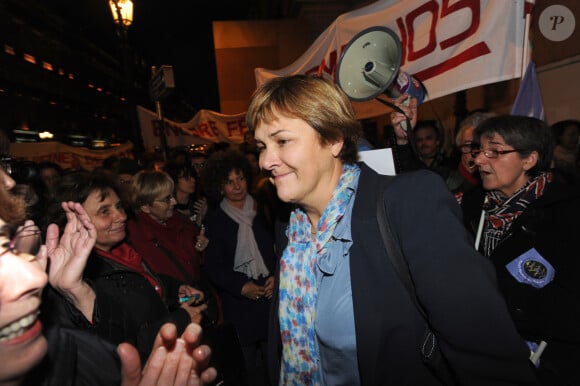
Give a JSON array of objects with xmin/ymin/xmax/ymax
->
[
  {"xmin": 25, "ymin": 326, "xmax": 121, "ymax": 386},
  {"xmin": 44, "ymin": 247, "xmax": 191, "ymax": 361},
  {"xmin": 462, "ymin": 175, "xmax": 580, "ymax": 385},
  {"xmin": 204, "ymin": 203, "xmax": 276, "ymax": 346},
  {"xmin": 268, "ymin": 163, "xmax": 538, "ymax": 385}
]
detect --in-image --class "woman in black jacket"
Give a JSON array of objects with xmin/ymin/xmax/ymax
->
[{"xmin": 462, "ymin": 115, "xmax": 580, "ymax": 385}]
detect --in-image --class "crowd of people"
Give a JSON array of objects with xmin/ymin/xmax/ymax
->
[{"xmin": 1, "ymin": 73, "xmax": 579, "ymax": 386}]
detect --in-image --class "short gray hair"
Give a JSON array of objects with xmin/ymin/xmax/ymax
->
[{"xmin": 456, "ymin": 112, "xmax": 497, "ymax": 146}]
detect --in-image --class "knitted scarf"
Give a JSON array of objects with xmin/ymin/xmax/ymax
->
[
  {"xmin": 279, "ymin": 163, "xmax": 360, "ymax": 385},
  {"xmin": 220, "ymin": 194, "xmax": 269, "ymax": 280},
  {"xmin": 482, "ymin": 171, "xmax": 552, "ymax": 257}
]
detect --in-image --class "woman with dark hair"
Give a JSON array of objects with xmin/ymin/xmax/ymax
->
[
  {"xmin": 44, "ymin": 171, "xmax": 207, "ymax": 361},
  {"xmin": 462, "ymin": 114, "xmax": 580, "ymax": 385},
  {"xmin": 201, "ymin": 149, "xmax": 275, "ymax": 386},
  {"xmin": 248, "ymin": 75, "xmax": 537, "ymax": 385},
  {"xmin": 163, "ymin": 161, "xmax": 208, "ymax": 226}
]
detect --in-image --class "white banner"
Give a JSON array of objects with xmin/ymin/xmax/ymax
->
[
  {"xmin": 137, "ymin": 106, "xmax": 247, "ymax": 151},
  {"xmin": 255, "ymin": 0, "xmax": 529, "ymax": 118}
]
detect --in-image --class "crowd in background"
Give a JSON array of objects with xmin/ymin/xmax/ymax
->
[{"xmin": 1, "ymin": 133, "xmax": 284, "ymax": 386}]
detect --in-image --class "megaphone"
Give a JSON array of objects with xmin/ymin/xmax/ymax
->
[{"xmin": 336, "ymin": 26, "xmax": 425, "ymax": 104}]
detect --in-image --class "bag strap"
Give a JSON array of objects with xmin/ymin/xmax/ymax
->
[
  {"xmin": 376, "ymin": 177, "xmax": 428, "ymax": 320},
  {"xmin": 151, "ymin": 238, "xmax": 193, "ymax": 284}
]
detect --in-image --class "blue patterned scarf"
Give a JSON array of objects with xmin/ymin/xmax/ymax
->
[{"xmin": 278, "ymin": 163, "xmax": 360, "ymax": 385}]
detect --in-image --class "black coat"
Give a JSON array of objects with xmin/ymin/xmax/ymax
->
[
  {"xmin": 204, "ymin": 204, "xmax": 276, "ymax": 346},
  {"xmin": 268, "ymin": 163, "xmax": 538, "ymax": 385},
  {"xmin": 25, "ymin": 326, "xmax": 121, "ymax": 386},
  {"xmin": 44, "ymin": 247, "xmax": 191, "ymax": 361},
  {"xmin": 462, "ymin": 175, "xmax": 580, "ymax": 385}
]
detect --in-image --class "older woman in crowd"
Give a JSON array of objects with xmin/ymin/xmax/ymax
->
[
  {"xmin": 0, "ymin": 165, "xmax": 216, "ymax": 386},
  {"xmin": 201, "ymin": 149, "xmax": 275, "ymax": 386},
  {"xmin": 461, "ymin": 115, "xmax": 580, "ymax": 385},
  {"xmin": 126, "ymin": 169, "xmax": 208, "ymax": 286},
  {"xmin": 43, "ymin": 171, "xmax": 207, "ymax": 361},
  {"xmin": 247, "ymin": 75, "xmax": 538, "ymax": 385}
]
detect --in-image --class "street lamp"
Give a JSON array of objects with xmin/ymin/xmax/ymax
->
[
  {"xmin": 109, "ymin": 0, "xmax": 133, "ymax": 29},
  {"xmin": 108, "ymin": 0, "xmax": 138, "ymax": 149}
]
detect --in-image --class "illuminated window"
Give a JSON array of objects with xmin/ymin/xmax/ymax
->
[
  {"xmin": 4, "ymin": 45, "xmax": 15, "ymax": 55},
  {"xmin": 23, "ymin": 53, "xmax": 36, "ymax": 64},
  {"xmin": 42, "ymin": 62, "xmax": 54, "ymax": 71}
]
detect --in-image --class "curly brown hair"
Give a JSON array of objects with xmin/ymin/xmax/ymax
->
[{"xmin": 200, "ymin": 150, "xmax": 252, "ymax": 208}]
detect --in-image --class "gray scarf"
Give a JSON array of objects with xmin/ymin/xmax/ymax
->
[{"xmin": 220, "ymin": 195, "xmax": 269, "ymax": 280}]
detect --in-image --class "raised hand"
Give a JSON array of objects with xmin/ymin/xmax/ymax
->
[
  {"xmin": 390, "ymin": 94, "xmax": 418, "ymax": 144},
  {"xmin": 45, "ymin": 201, "xmax": 97, "ymax": 320},
  {"xmin": 192, "ymin": 198, "xmax": 208, "ymax": 226}
]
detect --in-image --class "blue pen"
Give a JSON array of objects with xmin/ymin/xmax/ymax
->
[{"xmin": 179, "ymin": 294, "xmax": 201, "ymax": 303}]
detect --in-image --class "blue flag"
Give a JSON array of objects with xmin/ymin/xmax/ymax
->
[{"xmin": 511, "ymin": 61, "xmax": 545, "ymax": 120}]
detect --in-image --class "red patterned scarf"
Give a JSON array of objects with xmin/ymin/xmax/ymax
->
[{"xmin": 482, "ymin": 172, "xmax": 552, "ymax": 256}]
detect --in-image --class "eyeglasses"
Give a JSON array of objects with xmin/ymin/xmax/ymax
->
[
  {"xmin": 470, "ymin": 148, "xmax": 523, "ymax": 159},
  {"xmin": 459, "ymin": 144, "xmax": 473, "ymax": 154},
  {"xmin": 0, "ymin": 224, "xmax": 42, "ymax": 261},
  {"xmin": 154, "ymin": 194, "xmax": 175, "ymax": 204}
]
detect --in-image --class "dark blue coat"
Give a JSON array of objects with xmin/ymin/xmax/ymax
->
[
  {"xmin": 204, "ymin": 204, "xmax": 276, "ymax": 346},
  {"xmin": 268, "ymin": 163, "xmax": 538, "ymax": 385}
]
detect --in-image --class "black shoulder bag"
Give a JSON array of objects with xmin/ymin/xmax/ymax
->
[{"xmin": 376, "ymin": 177, "xmax": 457, "ymax": 385}]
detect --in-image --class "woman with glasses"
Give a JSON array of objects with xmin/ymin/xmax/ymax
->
[
  {"xmin": 0, "ymin": 169, "xmax": 216, "ymax": 385},
  {"xmin": 450, "ymin": 112, "xmax": 496, "ymax": 203},
  {"xmin": 126, "ymin": 170, "xmax": 209, "ymax": 297},
  {"xmin": 461, "ymin": 114, "xmax": 580, "ymax": 385}
]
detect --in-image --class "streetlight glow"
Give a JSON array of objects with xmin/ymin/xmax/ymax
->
[{"xmin": 109, "ymin": 0, "xmax": 133, "ymax": 28}]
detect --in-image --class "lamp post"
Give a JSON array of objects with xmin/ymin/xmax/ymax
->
[
  {"xmin": 109, "ymin": 0, "xmax": 139, "ymax": 149},
  {"xmin": 109, "ymin": 0, "xmax": 133, "ymax": 34},
  {"xmin": 109, "ymin": 0, "xmax": 133, "ymax": 89}
]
